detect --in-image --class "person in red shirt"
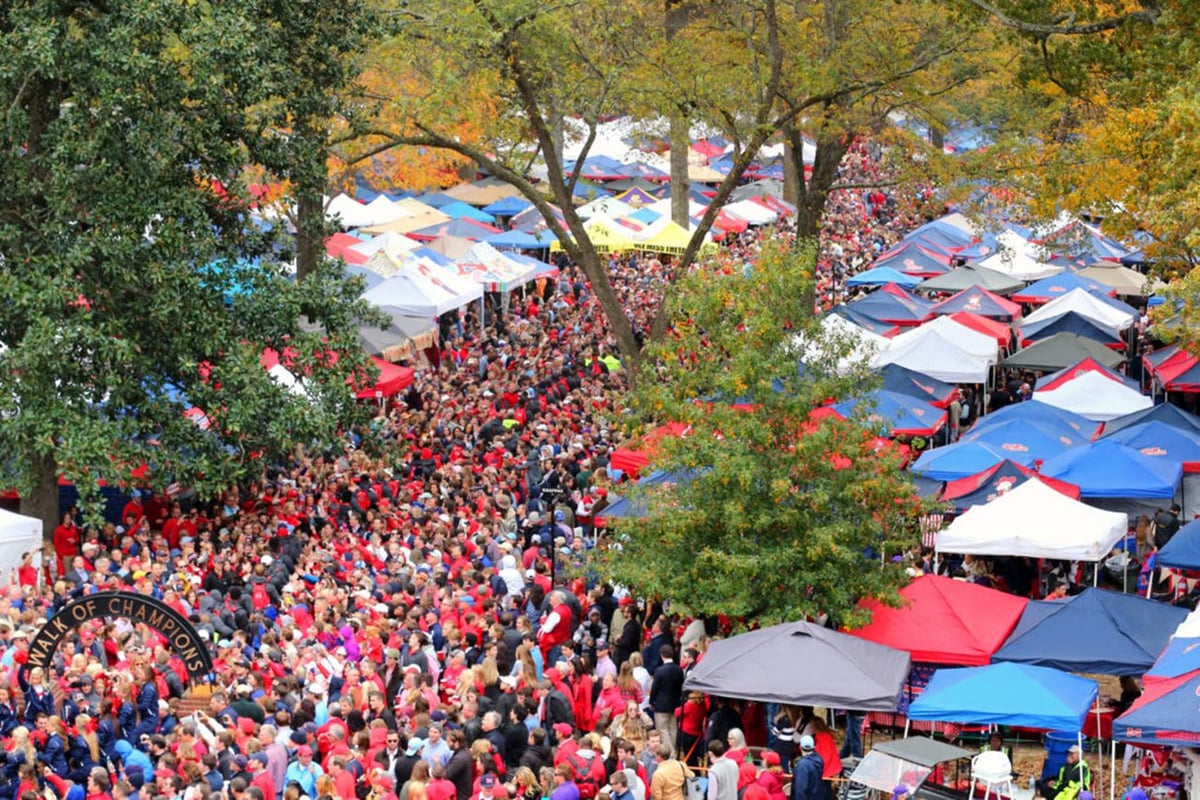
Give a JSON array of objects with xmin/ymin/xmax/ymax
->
[
  {"xmin": 52, "ymin": 511, "xmax": 80, "ymax": 576},
  {"xmin": 329, "ymin": 756, "xmax": 359, "ymax": 800},
  {"xmin": 426, "ymin": 763, "xmax": 458, "ymax": 800}
]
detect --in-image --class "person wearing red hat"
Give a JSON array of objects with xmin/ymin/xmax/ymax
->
[{"xmin": 756, "ymin": 752, "xmax": 786, "ymax": 800}]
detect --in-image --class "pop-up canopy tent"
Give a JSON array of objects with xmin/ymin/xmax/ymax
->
[
  {"xmin": 1155, "ymin": 520, "xmax": 1200, "ymax": 570},
  {"xmin": 682, "ymin": 621, "xmax": 912, "ymax": 710},
  {"xmin": 831, "ymin": 389, "xmax": 947, "ymax": 438},
  {"xmin": 907, "ymin": 662, "xmax": 1098, "ymax": 732},
  {"xmin": 1104, "ymin": 421, "xmax": 1200, "ymax": 474},
  {"xmin": 846, "ymin": 266, "xmax": 924, "ymax": 288},
  {"xmin": 916, "ymin": 264, "xmax": 1024, "ymax": 295},
  {"xmin": 1041, "ymin": 439, "xmax": 1182, "ymax": 499},
  {"xmin": 1102, "ymin": 402, "xmax": 1200, "ymax": 438},
  {"xmin": 936, "ymin": 479, "xmax": 1128, "ymax": 562},
  {"xmin": 844, "ymin": 283, "xmax": 935, "ymax": 326},
  {"xmin": 1022, "ymin": 287, "xmax": 1138, "ymax": 331},
  {"xmin": 1112, "ymin": 669, "xmax": 1200, "ymax": 748},
  {"xmin": 967, "ymin": 399, "xmax": 1101, "ymax": 441},
  {"xmin": 1018, "ymin": 311, "xmax": 1125, "ymax": 350},
  {"xmin": 929, "ymin": 287, "xmax": 1022, "ymax": 321},
  {"xmin": 910, "ymin": 441, "xmax": 1009, "ymax": 482},
  {"xmin": 0, "ymin": 509, "xmax": 42, "ymax": 585},
  {"xmin": 1012, "ymin": 273, "xmax": 1116, "ymax": 304},
  {"xmin": 941, "ymin": 459, "xmax": 1081, "ymax": 512},
  {"xmin": 1001, "ymin": 333, "xmax": 1125, "ymax": 372},
  {"xmin": 879, "ymin": 364, "xmax": 957, "ymax": 408},
  {"xmin": 1033, "ymin": 370, "xmax": 1152, "ymax": 421},
  {"xmin": 1038, "ymin": 357, "xmax": 1140, "ymax": 393},
  {"xmin": 872, "ymin": 242, "xmax": 954, "ymax": 277},
  {"xmin": 993, "ymin": 588, "xmax": 1188, "ymax": 675},
  {"xmin": 959, "ymin": 418, "xmax": 1087, "ymax": 465},
  {"xmin": 850, "ymin": 575, "xmax": 1028, "ymax": 666}
]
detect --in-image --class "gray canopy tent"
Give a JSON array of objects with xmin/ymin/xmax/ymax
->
[{"xmin": 683, "ymin": 621, "xmax": 912, "ymax": 710}]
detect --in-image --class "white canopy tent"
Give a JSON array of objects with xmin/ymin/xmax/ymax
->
[
  {"xmin": 1023, "ymin": 288, "xmax": 1137, "ymax": 331},
  {"xmin": 874, "ymin": 331, "xmax": 993, "ymax": 384},
  {"xmin": 1034, "ymin": 371, "xmax": 1152, "ymax": 421},
  {"xmin": 325, "ymin": 193, "xmax": 373, "ymax": 229},
  {"xmin": 978, "ymin": 246, "xmax": 1063, "ymax": 281},
  {"xmin": 936, "ymin": 479, "xmax": 1128, "ymax": 561},
  {"xmin": 723, "ymin": 199, "xmax": 779, "ymax": 226},
  {"xmin": 348, "ymin": 231, "xmax": 421, "ymax": 258},
  {"xmin": 361, "ymin": 252, "xmax": 483, "ymax": 317},
  {"xmin": 873, "ymin": 316, "xmax": 997, "ymax": 384},
  {"xmin": 576, "ymin": 197, "xmax": 638, "ymax": 221},
  {"xmin": 794, "ymin": 314, "xmax": 889, "ymax": 374},
  {"xmin": 0, "ymin": 509, "xmax": 42, "ymax": 585},
  {"xmin": 890, "ymin": 316, "xmax": 1000, "ymax": 360}
]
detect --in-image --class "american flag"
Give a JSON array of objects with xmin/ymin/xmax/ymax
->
[{"xmin": 920, "ymin": 513, "xmax": 945, "ymax": 549}]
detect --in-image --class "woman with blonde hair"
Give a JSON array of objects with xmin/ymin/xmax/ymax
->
[
  {"xmin": 609, "ymin": 700, "xmax": 652, "ymax": 752},
  {"xmin": 406, "ymin": 759, "xmax": 430, "ymax": 800},
  {"xmin": 69, "ymin": 713, "xmax": 104, "ymax": 783},
  {"xmin": 507, "ymin": 766, "xmax": 541, "ymax": 800}
]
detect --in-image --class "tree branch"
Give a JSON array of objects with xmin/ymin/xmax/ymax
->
[{"xmin": 962, "ymin": 0, "xmax": 1160, "ymax": 37}]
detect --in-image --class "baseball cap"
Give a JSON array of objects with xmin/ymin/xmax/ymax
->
[
  {"xmin": 763, "ymin": 751, "xmax": 781, "ymax": 766},
  {"xmin": 406, "ymin": 738, "xmax": 424, "ymax": 756},
  {"xmin": 799, "ymin": 735, "xmax": 815, "ymax": 751},
  {"xmin": 481, "ymin": 776, "xmax": 497, "ymax": 789},
  {"xmin": 892, "ymin": 787, "xmax": 910, "ymax": 800}
]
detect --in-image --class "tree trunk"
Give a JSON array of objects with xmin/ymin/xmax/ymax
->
[
  {"xmin": 22, "ymin": 452, "xmax": 59, "ymax": 562},
  {"xmin": 670, "ymin": 113, "xmax": 690, "ymax": 226},
  {"xmin": 785, "ymin": 124, "xmax": 851, "ymax": 317},
  {"xmin": 294, "ymin": 189, "xmax": 324, "ymax": 281},
  {"xmin": 782, "ymin": 137, "xmax": 801, "ymax": 207}
]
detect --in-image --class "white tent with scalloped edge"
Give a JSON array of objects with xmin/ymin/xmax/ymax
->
[{"xmin": 0, "ymin": 509, "xmax": 42, "ymax": 586}]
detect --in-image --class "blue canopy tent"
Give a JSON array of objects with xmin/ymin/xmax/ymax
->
[
  {"xmin": 940, "ymin": 460, "xmax": 1081, "ymax": 513},
  {"xmin": 831, "ymin": 390, "xmax": 948, "ymax": 438},
  {"xmin": 1104, "ymin": 421, "xmax": 1200, "ymax": 472},
  {"xmin": 1154, "ymin": 519, "xmax": 1200, "ymax": 570},
  {"xmin": 1041, "ymin": 440, "xmax": 1182, "ymax": 499},
  {"xmin": 879, "ymin": 364, "xmax": 957, "ymax": 407},
  {"xmin": 843, "ymin": 284, "xmax": 935, "ymax": 326},
  {"xmin": 1012, "ymin": 273, "xmax": 1116, "ymax": 304},
  {"xmin": 993, "ymin": 588, "xmax": 1188, "ymax": 675},
  {"xmin": 438, "ymin": 201, "xmax": 497, "ymax": 223},
  {"xmin": 966, "ymin": 400, "xmax": 1102, "ymax": 441},
  {"xmin": 484, "ymin": 229, "xmax": 557, "ymax": 250},
  {"xmin": 1019, "ymin": 312, "xmax": 1124, "ymax": 349},
  {"xmin": 845, "ymin": 267, "xmax": 923, "ymax": 289},
  {"xmin": 417, "ymin": 191, "xmax": 460, "ymax": 208},
  {"xmin": 481, "ymin": 196, "xmax": 533, "ymax": 217},
  {"xmin": 829, "ymin": 305, "xmax": 901, "ymax": 336},
  {"xmin": 1146, "ymin": 637, "xmax": 1200, "ymax": 679},
  {"xmin": 929, "ymin": 287, "xmax": 1021, "ymax": 321},
  {"xmin": 960, "ymin": 419, "xmax": 1088, "ymax": 465},
  {"xmin": 901, "ymin": 219, "xmax": 975, "ymax": 252},
  {"xmin": 1112, "ymin": 669, "xmax": 1200, "ymax": 748},
  {"xmin": 872, "ymin": 242, "xmax": 954, "ymax": 277},
  {"xmin": 910, "ymin": 441, "xmax": 1008, "ymax": 482},
  {"xmin": 956, "ymin": 234, "xmax": 1000, "ymax": 261},
  {"xmin": 907, "ymin": 662, "xmax": 1098, "ymax": 731}
]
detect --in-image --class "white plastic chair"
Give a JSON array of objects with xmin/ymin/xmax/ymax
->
[{"xmin": 971, "ymin": 751, "xmax": 1016, "ymax": 800}]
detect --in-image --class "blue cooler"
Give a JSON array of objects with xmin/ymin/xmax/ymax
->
[{"xmin": 1043, "ymin": 732, "xmax": 1080, "ymax": 780}]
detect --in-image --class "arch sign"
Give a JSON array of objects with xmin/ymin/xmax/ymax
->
[{"xmin": 26, "ymin": 591, "xmax": 213, "ymax": 682}]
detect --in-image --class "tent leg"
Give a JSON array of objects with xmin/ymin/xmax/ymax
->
[
  {"xmin": 904, "ymin": 719, "xmax": 910, "ymax": 739},
  {"xmin": 1110, "ymin": 739, "xmax": 1116, "ymax": 800}
]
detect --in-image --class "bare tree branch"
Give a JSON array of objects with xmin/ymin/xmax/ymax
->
[{"xmin": 962, "ymin": 0, "xmax": 1160, "ymax": 37}]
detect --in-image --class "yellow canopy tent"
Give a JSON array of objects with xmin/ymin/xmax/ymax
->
[
  {"xmin": 550, "ymin": 217, "xmax": 638, "ymax": 254},
  {"xmin": 636, "ymin": 220, "xmax": 718, "ymax": 256}
]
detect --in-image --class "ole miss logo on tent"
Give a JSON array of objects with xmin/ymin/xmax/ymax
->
[
  {"xmin": 1141, "ymin": 447, "xmax": 1168, "ymax": 456},
  {"xmin": 1001, "ymin": 443, "xmax": 1028, "ymax": 452}
]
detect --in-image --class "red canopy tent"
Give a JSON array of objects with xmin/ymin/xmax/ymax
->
[
  {"xmin": 947, "ymin": 312, "xmax": 1012, "ymax": 347},
  {"xmin": 608, "ymin": 422, "xmax": 692, "ymax": 478},
  {"xmin": 850, "ymin": 574, "xmax": 1028, "ymax": 666},
  {"xmin": 354, "ymin": 356, "xmax": 414, "ymax": 399}
]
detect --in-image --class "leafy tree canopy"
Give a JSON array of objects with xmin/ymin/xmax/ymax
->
[{"xmin": 598, "ymin": 240, "xmax": 926, "ymax": 627}]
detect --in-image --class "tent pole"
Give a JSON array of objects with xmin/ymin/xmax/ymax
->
[{"xmin": 1110, "ymin": 739, "xmax": 1116, "ymax": 800}]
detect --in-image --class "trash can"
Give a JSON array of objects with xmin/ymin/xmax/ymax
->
[{"xmin": 1042, "ymin": 731, "xmax": 1080, "ymax": 780}]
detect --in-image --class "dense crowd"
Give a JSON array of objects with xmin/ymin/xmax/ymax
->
[{"xmin": 11, "ymin": 144, "xmax": 916, "ymax": 800}]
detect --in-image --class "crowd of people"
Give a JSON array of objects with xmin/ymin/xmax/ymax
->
[{"xmin": 10, "ymin": 143, "xmax": 926, "ymax": 800}]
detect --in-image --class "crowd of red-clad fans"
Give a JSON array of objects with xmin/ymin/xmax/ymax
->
[{"xmin": 5, "ymin": 143, "xmax": 921, "ymax": 800}]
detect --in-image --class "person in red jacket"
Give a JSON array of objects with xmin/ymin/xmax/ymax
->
[{"xmin": 537, "ymin": 591, "xmax": 574, "ymax": 660}]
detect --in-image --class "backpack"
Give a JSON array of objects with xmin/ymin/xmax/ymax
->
[
  {"xmin": 251, "ymin": 582, "xmax": 270, "ymax": 610},
  {"xmin": 567, "ymin": 752, "xmax": 599, "ymax": 800}
]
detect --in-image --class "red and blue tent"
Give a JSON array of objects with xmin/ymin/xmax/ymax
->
[
  {"xmin": 1012, "ymin": 273, "xmax": 1116, "ymax": 304},
  {"xmin": 843, "ymin": 283, "xmax": 935, "ymax": 326},
  {"xmin": 941, "ymin": 459, "xmax": 1081, "ymax": 512},
  {"xmin": 930, "ymin": 287, "xmax": 1022, "ymax": 321}
]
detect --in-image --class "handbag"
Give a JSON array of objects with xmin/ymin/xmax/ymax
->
[{"xmin": 679, "ymin": 762, "xmax": 705, "ymax": 800}]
